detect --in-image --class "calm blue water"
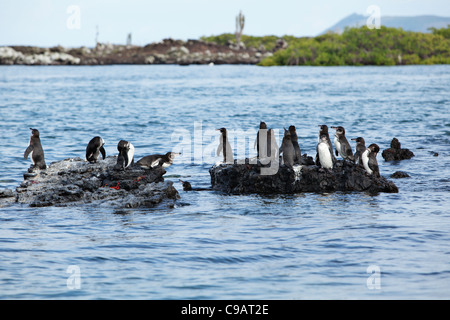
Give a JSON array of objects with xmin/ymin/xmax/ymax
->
[{"xmin": 0, "ymin": 65, "xmax": 449, "ymax": 299}]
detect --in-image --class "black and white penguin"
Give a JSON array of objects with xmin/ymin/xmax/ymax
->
[
  {"xmin": 351, "ymin": 137, "xmax": 366, "ymax": 166},
  {"xmin": 280, "ymin": 128, "xmax": 295, "ymax": 167},
  {"xmin": 255, "ymin": 121, "xmax": 268, "ymax": 159},
  {"xmin": 362, "ymin": 143, "xmax": 380, "ymax": 177},
  {"xmin": 315, "ymin": 124, "xmax": 336, "ymax": 166},
  {"xmin": 331, "ymin": 126, "xmax": 355, "ymax": 163},
  {"xmin": 86, "ymin": 136, "xmax": 106, "ymax": 163},
  {"xmin": 288, "ymin": 125, "xmax": 302, "ymax": 164},
  {"xmin": 24, "ymin": 128, "xmax": 46, "ymax": 170},
  {"xmin": 216, "ymin": 128, "xmax": 234, "ymax": 164},
  {"xmin": 316, "ymin": 134, "xmax": 334, "ymax": 170},
  {"xmin": 116, "ymin": 140, "xmax": 134, "ymax": 169},
  {"xmin": 137, "ymin": 152, "xmax": 181, "ymax": 169}
]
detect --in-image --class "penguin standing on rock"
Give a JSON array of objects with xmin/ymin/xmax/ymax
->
[
  {"xmin": 24, "ymin": 128, "xmax": 46, "ymax": 170},
  {"xmin": 255, "ymin": 121, "xmax": 268, "ymax": 159},
  {"xmin": 116, "ymin": 140, "xmax": 134, "ymax": 169},
  {"xmin": 362, "ymin": 143, "xmax": 380, "ymax": 177},
  {"xmin": 315, "ymin": 125, "xmax": 336, "ymax": 166},
  {"xmin": 267, "ymin": 128, "xmax": 278, "ymax": 160},
  {"xmin": 86, "ymin": 136, "xmax": 106, "ymax": 163},
  {"xmin": 216, "ymin": 128, "xmax": 234, "ymax": 164},
  {"xmin": 351, "ymin": 137, "xmax": 366, "ymax": 166},
  {"xmin": 316, "ymin": 134, "xmax": 334, "ymax": 170},
  {"xmin": 288, "ymin": 125, "xmax": 302, "ymax": 164},
  {"xmin": 331, "ymin": 126, "xmax": 354, "ymax": 163},
  {"xmin": 280, "ymin": 128, "xmax": 295, "ymax": 167}
]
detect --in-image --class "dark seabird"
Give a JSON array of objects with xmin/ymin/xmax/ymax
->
[
  {"xmin": 288, "ymin": 125, "xmax": 302, "ymax": 164},
  {"xmin": 116, "ymin": 140, "xmax": 134, "ymax": 169},
  {"xmin": 280, "ymin": 128, "xmax": 295, "ymax": 167},
  {"xmin": 255, "ymin": 121, "xmax": 267, "ymax": 159},
  {"xmin": 179, "ymin": 179, "xmax": 211, "ymax": 191},
  {"xmin": 331, "ymin": 126, "xmax": 355, "ymax": 163},
  {"xmin": 24, "ymin": 128, "xmax": 46, "ymax": 170},
  {"xmin": 362, "ymin": 143, "xmax": 380, "ymax": 177},
  {"xmin": 216, "ymin": 128, "xmax": 234, "ymax": 164},
  {"xmin": 351, "ymin": 137, "xmax": 366, "ymax": 166},
  {"xmin": 86, "ymin": 136, "xmax": 106, "ymax": 163},
  {"xmin": 137, "ymin": 152, "xmax": 181, "ymax": 169}
]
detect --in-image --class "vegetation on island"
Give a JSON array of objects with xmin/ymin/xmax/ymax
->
[{"xmin": 201, "ymin": 25, "xmax": 450, "ymax": 66}]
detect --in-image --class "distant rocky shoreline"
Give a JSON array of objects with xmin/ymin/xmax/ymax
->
[{"xmin": 0, "ymin": 39, "xmax": 275, "ymax": 66}]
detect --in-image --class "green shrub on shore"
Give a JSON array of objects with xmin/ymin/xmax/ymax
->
[
  {"xmin": 262, "ymin": 25, "xmax": 450, "ymax": 66},
  {"xmin": 202, "ymin": 25, "xmax": 450, "ymax": 66}
]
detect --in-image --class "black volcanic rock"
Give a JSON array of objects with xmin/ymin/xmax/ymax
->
[
  {"xmin": 1, "ymin": 40, "xmax": 273, "ymax": 66},
  {"xmin": 210, "ymin": 159, "xmax": 398, "ymax": 194},
  {"xmin": 8, "ymin": 156, "xmax": 179, "ymax": 208},
  {"xmin": 391, "ymin": 171, "xmax": 411, "ymax": 178},
  {"xmin": 382, "ymin": 138, "xmax": 415, "ymax": 161}
]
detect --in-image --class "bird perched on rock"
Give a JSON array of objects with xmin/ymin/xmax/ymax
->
[
  {"xmin": 280, "ymin": 128, "xmax": 295, "ymax": 167},
  {"xmin": 331, "ymin": 126, "xmax": 354, "ymax": 163},
  {"xmin": 381, "ymin": 137, "xmax": 415, "ymax": 161},
  {"xmin": 137, "ymin": 152, "xmax": 181, "ymax": 169},
  {"xmin": 267, "ymin": 128, "xmax": 279, "ymax": 160},
  {"xmin": 316, "ymin": 134, "xmax": 334, "ymax": 170},
  {"xmin": 351, "ymin": 137, "xmax": 366, "ymax": 166},
  {"xmin": 86, "ymin": 136, "xmax": 106, "ymax": 163},
  {"xmin": 362, "ymin": 143, "xmax": 380, "ymax": 177},
  {"xmin": 116, "ymin": 140, "xmax": 134, "ymax": 169},
  {"xmin": 217, "ymin": 127, "xmax": 234, "ymax": 164},
  {"xmin": 289, "ymin": 125, "xmax": 302, "ymax": 164},
  {"xmin": 24, "ymin": 128, "xmax": 46, "ymax": 171},
  {"xmin": 315, "ymin": 125, "xmax": 336, "ymax": 167},
  {"xmin": 255, "ymin": 121, "xmax": 268, "ymax": 159}
]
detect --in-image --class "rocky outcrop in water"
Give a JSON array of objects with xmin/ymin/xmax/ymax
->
[
  {"xmin": 0, "ymin": 46, "xmax": 81, "ymax": 65},
  {"xmin": 390, "ymin": 171, "xmax": 411, "ymax": 178},
  {"xmin": 0, "ymin": 39, "xmax": 274, "ymax": 66},
  {"xmin": 382, "ymin": 138, "xmax": 415, "ymax": 161},
  {"xmin": 3, "ymin": 156, "xmax": 179, "ymax": 208},
  {"xmin": 209, "ymin": 159, "xmax": 398, "ymax": 194}
]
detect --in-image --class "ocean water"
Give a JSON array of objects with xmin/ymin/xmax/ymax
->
[{"xmin": 0, "ymin": 65, "xmax": 449, "ymax": 299}]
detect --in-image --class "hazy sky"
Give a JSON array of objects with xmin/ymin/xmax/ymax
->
[{"xmin": 1, "ymin": 0, "xmax": 449, "ymax": 47}]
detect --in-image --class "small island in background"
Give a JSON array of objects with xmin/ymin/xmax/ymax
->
[{"xmin": 1, "ymin": 10, "xmax": 449, "ymax": 67}]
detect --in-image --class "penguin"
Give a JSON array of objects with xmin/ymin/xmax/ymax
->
[
  {"xmin": 351, "ymin": 137, "xmax": 366, "ymax": 166},
  {"xmin": 255, "ymin": 121, "xmax": 268, "ymax": 159},
  {"xmin": 216, "ymin": 128, "xmax": 234, "ymax": 164},
  {"xmin": 137, "ymin": 152, "xmax": 181, "ymax": 169},
  {"xmin": 362, "ymin": 143, "xmax": 380, "ymax": 177},
  {"xmin": 267, "ymin": 128, "xmax": 279, "ymax": 160},
  {"xmin": 116, "ymin": 140, "xmax": 134, "ymax": 169},
  {"xmin": 179, "ymin": 179, "xmax": 211, "ymax": 191},
  {"xmin": 316, "ymin": 134, "xmax": 334, "ymax": 170},
  {"xmin": 331, "ymin": 126, "xmax": 355, "ymax": 163},
  {"xmin": 288, "ymin": 125, "xmax": 302, "ymax": 164},
  {"xmin": 280, "ymin": 128, "xmax": 295, "ymax": 167},
  {"xmin": 315, "ymin": 125, "xmax": 336, "ymax": 166},
  {"xmin": 86, "ymin": 136, "xmax": 106, "ymax": 163},
  {"xmin": 24, "ymin": 128, "xmax": 46, "ymax": 170}
]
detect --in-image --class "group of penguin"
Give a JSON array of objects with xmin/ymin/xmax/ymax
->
[
  {"xmin": 216, "ymin": 122, "xmax": 380, "ymax": 177},
  {"xmin": 24, "ymin": 128, "xmax": 180, "ymax": 171},
  {"xmin": 24, "ymin": 123, "xmax": 380, "ymax": 179}
]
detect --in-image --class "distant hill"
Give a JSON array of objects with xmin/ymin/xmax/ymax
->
[{"xmin": 322, "ymin": 13, "xmax": 450, "ymax": 34}]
